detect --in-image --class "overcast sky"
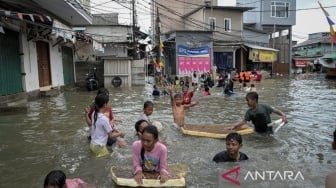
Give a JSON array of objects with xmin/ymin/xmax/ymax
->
[{"xmin": 90, "ymin": 0, "xmax": 336, "ymax": 43}]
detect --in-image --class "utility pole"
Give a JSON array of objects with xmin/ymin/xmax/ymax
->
[
  {"xmin": 156, "ymin": 7, "xmax": 161, "ymax": 70},
  {"xmin": 132, "ymin": 0, "xmax": 136, "ymax": 59}
]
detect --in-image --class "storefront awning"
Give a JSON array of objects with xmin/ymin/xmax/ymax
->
[
  {"xmin": 244, "ymin": 44, "xmax": 279, "ymax": 52},
  {"xmin": 321, "ymin": 53, "xmax": 336, "ymax": 60}
]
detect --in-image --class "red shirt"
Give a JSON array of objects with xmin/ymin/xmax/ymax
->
[
  {"xmin": 182, "ymin": 92, "xmax": 194, "ymax": 105},
  {"xmin": 88, "ymin": 105, "xmax": 114, "ymax": 121}
]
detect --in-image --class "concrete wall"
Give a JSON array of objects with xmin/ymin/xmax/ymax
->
[
  {"xmin": 104, "ymin": 59, "xmax": 132, "ymax": 88},
  {"xmin": 96, "ymin": 44, "xmax": 128, "ymax": 57},
  {"xmin": 75, "ymin": 61, "xmax": 104, "ymax": 89},
  {"xmin": 20, "ymin": 33, "xmax": 67, "ymax": 92},
  {"xmin": 154, "ymin": 0, "xmax": 205, "ymax": 34},
  {"xmin": 237, "ymin": 0, "xmax": 261, "ymax": 27},
  {"xmin": 204, "ymin": 8, "xmax": 243, "ymax": 41},
  {"xmin": 186, "ymin": 9, "xmax": 204, "ymax": 30},
  {"xmin": 261, "ymin": 0, "xmax": 296, "ymax": 26},
  {"xmin": 238, "ymin": 0, "xmax": 296, "ymax": 27},
  {"xmin": 85, "ymin": 26, "xmax": 131, "ymax": 43},
  {"xmin": 243, "ymin": 29, "xmax": 269, "ymax": 45},
  {"xmin": 132, "ymin": 59, "xmax": 146, "ymax": 86},
  {"xmin": 92, "ymin": 13, "xmax": 118, "ymax": 25}
]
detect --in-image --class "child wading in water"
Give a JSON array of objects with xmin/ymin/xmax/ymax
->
[
  {"xmin": 138, "ymin": 101, "xmax": 163, "ymax": 131},
  {"xmin": 134, "ymin": 119, "xmax": 149, "ymax": 138},
  {"xmin": 202, "ymin": 86, "xmax": 211, "ymax": 96},
  {"xmin": 44, "ymin": 170, "xmax": 95, "ymax": 188},
  {"xmin": 213, "ymin": 133, "xmax": 248, "ymax": 162},
  {"xmin": 85, "ymin": 88, "xmax": 126, "ymax": 148},
  {"xmin": 167, "ymin": 84, "xmax": 199, "ymax": 127},
  {"xmin": 89, "ymin": 94, "xmax": 125, "ymax": 157},
  {"xmin": 139, "ymin": 101, "xmax": 154, "ymax": 123},
  {"xmin": 226, "ymin": 91, "xmax": 287, "ymax": 134},
  {"xmin": 132, "ymin": 125, "xmax": 169, "ymax": 185}
]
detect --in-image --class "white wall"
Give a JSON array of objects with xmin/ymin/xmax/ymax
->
[
  {"xmin": 50, "ymin": 45, "xmax": 64, "ymax": 87},
  {"xmin": 21, "ymin": 33, "xmax": 39, "ymax": 92},
  {"xmin": 217, "ymin": 0, "xmax": 236, "ymax": 6},
  {"xmin": 20, "ymin": 33, "xmax": 65, "ymax": 92}
]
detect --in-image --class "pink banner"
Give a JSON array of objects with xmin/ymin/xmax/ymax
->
[
  {"xmin": 177, "ymin": 45, "xmax": 211, "ymax": 75},
  {"xmin": 178, "ymin": 56, "xmax": 211, "ymax": 75}
]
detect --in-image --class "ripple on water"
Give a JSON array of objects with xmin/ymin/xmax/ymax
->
[{"xmin": 1, "ymin": 76, "xmax": 336, "ymax": 187}]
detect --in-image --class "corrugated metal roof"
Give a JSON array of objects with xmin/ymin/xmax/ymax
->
[
  {"xmin": 293, "ymin": 38, "xmax": 331, "ymax": 48},
  {"xmin": 244, "ymin": 44, "xmax": 279, "ymax": 52},
  {"xmin": 321, "ymin": 53, "xmax": 336, "ymax": 59}
]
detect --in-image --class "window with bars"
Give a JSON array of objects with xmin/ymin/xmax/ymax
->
[
  {"xmin": 271, "ymin": 1, "xmax": 289, "ymax": 18},
  {"xmin": 224, "ymin": 18, "xmax": 231, "ymax": 32},
  {"xmin": 209, "ymin": 17, "xmax": 216, "ymax": 31}
]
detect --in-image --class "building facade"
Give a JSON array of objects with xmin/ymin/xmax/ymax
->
[
  {"xmin": 292, "ymin": 32, "xmax": 335, "ymax": 73},
  {"xmin": 152, "ymin": 0, "xmax": 251, "ymax": 75},
  {"xmin": 237, "ymin": 0, "xmax": 296, "ymax": 74},
  {"xmin": 0, "ymin": 0, "xmax": 92, "ymax": 106},
  {"xmin": 75, "ymin": 14, "xmax": 148, "ymax": 88}
]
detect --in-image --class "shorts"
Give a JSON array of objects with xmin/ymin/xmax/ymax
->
[
  {"xmin": 88, "ymin": 136, "xmax": 116, "ymax": 147},
  {"xmin": 255, "ymin": 126, "xmax": 273, "ymax": 134},
  {"xmin": 89, "ymin": 143, "xmax": 110, "ymax": 157},
  {"xmin": 107, "ymin": 137, "xmax": 117, "ymax": 146}
]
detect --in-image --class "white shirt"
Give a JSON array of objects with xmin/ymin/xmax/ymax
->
[
  {"xmin": 192, "ymin": 74, "xmax": 198, "ymax": 84},
  {"xmin": 139, "ymin": 113, "xmax": 150, "ymax": 122},
  {"xmin": 90, "ymin": 113, "xmax": 113, "ymax": 146}
]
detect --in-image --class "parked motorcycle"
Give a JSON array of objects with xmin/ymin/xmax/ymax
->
[{"xmin": 86, "ymin": 67, "xmax": 99, "ymax": 91}]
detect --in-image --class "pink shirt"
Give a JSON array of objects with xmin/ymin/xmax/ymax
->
[
  {"xmin": 202, "ymin": 91, "xmax": 210, "ymax": 96},
  {"xmin": 132, "ymin": 140, "xmax": 168, "ymax": 175},
  {"xmin": 66, "ymin": 178, "xmax": 85, "ymax": 188}
]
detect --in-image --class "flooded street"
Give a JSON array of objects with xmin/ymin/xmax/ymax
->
[{"xmin": 0, "ymin": 74, "xmax": 336, "ymax": 188}]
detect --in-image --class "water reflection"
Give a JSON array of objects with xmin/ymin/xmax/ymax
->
[{"xmin": 0, "ymin": 74, "xmax": 335, "ymax": 187}]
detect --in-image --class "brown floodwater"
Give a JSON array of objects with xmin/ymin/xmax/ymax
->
[{"xmin": 0, "ymin": 73, "xmax": 335, "ymax": 188}]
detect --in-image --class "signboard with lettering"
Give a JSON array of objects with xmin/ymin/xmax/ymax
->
[
  {"xmin": 177, "ymin": 45, "xmax": 211, "ymax": 75},
  {"xmin": 249, "ymin": 49, "xmax": 277, "ymax": 62}
]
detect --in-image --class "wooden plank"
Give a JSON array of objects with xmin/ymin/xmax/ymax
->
[
  {"xmin": 111, "ymin": 164, "xmax": 186, "ymax": 187},
  {"xmin": 181, "ymin": 124, "xmax": 254, "ymax": 139}
]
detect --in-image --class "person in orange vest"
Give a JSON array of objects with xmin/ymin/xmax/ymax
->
[
  {"xmin": 245, "ymin": 71, "xmax": 251, "ymax": 82},
  {"xmin": 239, "ymin": 70, "xmax": 245, "ymax": 82}
]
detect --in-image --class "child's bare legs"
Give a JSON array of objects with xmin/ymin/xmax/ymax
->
[{"xmin": 116, "ymin": 137, "xmax": 127, "ymax": 148}]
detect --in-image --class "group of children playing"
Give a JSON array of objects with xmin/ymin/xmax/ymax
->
[{"xmin": 44, "ymin": 80, "xmax": 336, "ymax": 187}]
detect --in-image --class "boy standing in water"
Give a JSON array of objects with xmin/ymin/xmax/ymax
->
[
  {"xmin": 227, "ymin": 92, "xmax": 287, "ymax": 134},
  {"xmin": 213, "ymin": 133, "xmax": 248, "ymax": 162},
  {"xmin": 167, "ymin": 84, "xmax": 199, "ymax": 127},
  {"xmin": 181, "ymin": 85, "xmax": 197, "ymax": 105}
]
